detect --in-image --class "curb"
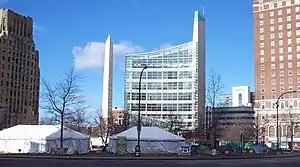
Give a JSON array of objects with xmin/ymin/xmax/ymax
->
[{"xmin": 0, "ymin": 154, "xmax": 299, "ymax": 161}]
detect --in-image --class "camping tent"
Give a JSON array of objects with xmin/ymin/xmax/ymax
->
[
  {"xmin": 0, "ymin": 125, "xmax": 89, "ymax": 154},
  {"xmin": 108, "ymin": 126, "xmax": 185, "ymax": 154}
]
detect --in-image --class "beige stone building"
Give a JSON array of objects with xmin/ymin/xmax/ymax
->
[{"xmin": 0, "ymin": 9, "xmax": 40, "ymax": 129}]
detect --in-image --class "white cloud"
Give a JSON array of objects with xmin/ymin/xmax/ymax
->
[{"xmin": 73, "ymin": 41, "xmax": 144, "ymax": 70}]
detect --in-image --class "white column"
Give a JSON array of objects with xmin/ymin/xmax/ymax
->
[{"xmin": 101, "ymin": 35, "xmax": 113, "ymax": 120}]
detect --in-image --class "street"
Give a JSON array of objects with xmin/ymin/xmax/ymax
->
[{"xmin": 0, "ymin": 157, "xmax": 300, "ymax": 167}]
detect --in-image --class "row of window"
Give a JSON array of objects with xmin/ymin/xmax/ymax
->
[
  {"xmin": 259, "ymin": 99, "xmax": 300, "ymax": 109},
  {"xmin": 268, "ymin": 125, "xmax": 300, "ymax": 138},
  {"xmin": 257, "ymin": 0, "xmax": 299, "ymax": 12},
  {"xmin": 130, "ymin": 103, "xmax": 193, "ymax": 112},
  {"xmin": 260, "ymin": 86, "xmax": 297, "ymax": 94},
  {"xmin": 260, "ymin": 69, "xmax": 300, "ymax": 79},
  {"xmin": 129, "ymin": 82, "xmax": 193, "ymax": 90},
  {"xmin": 259, "ymin": 30, "xmax": 300, "ymax": 42},
  {"xmin": 130, "ymin": 71, "xmax": 193, "ymax": 80},
  {"xmin": 130, "ymin": 92, "xmax": 193, "ymax": 101}
]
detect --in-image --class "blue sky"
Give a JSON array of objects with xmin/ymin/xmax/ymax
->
[{"xmin": 1, "ymin": 0, "xmax": 254, "ymax": 112}]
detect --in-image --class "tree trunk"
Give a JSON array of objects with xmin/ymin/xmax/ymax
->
[{"xmin": 60, "ymin": 114, "xmax": 64, "ymax": 154}]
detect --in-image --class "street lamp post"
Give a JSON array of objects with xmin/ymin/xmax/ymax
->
[
  {"xmin": 135, "ymin": 66, "xmax": 148, "ymax": 157},
  {"xmin": 275, "ymin": 90, "xmax": 297, "ymax": 152}
]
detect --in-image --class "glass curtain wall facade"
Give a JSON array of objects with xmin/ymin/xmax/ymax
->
[
  {"xmin": 125, "ymin": 42, "xmax": 198, "ymax": 129},
  {"xmin": 124, "ymin": 10, "xmax": 205, "ymax": 130}
]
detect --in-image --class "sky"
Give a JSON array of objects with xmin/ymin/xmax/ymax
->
[{"xmin": 0, "ymin": 0, "xmax": 255, "ymax": 114}]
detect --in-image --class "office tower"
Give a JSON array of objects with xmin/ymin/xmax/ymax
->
[
  {"xmin": 124, "ymin": 10, "xmax": 205, "ymax": 130},
  {"xmin": 253, "ymin": 0, "xmax": 300, "ymax": 143},
  {"xmin": 0, "ymin": 9, "xmax": 40, "ymax": 129},
  {"xmin": 232, "ymin": 86, "xmax": 252, "ymax": 107},
  {"xmin": 101, "ymin": 35, "xmax": 113, "ymax": 120}
]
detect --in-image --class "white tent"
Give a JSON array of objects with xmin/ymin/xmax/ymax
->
[
  {"xmin": 0, "ymin": 125, "xmax": 89, "ymax": 154},
  {"xmin": 108, "ymin": 126, "xmax": 185, "ymax": 154}
]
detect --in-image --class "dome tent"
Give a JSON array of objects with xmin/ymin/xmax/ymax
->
[
  {"xmin": 108, "ymin": 126, "xmax": 185, "ymax": 154},
  {"xmin": 0, "ymin": 125, "xmax": 89, "ymax": 154}
]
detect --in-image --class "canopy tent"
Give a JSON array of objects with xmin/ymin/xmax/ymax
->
[
  {"xmin": 0, "ymin": 125, "xmax": 89, "ymax": 154},
  {"xmin": 108, "ymin": 126, "xmax": 185, "ymax": 154}
]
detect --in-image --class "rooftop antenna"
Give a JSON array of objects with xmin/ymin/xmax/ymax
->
[{"xmin": 202, "ymin": 6, "xmax": 205, "ymax": 15}]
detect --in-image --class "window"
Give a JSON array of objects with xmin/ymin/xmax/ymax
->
[
  {"xmin": 289, "ymin": 78, "xmax": 293, "ymax": 83},
  {"xmin": 272, "ymin": 79, "xmax": 275, "ymax": 85},
  {"xmin": 260, "ymin": 13, "xmax": 264, "ymax": 18},
  {"xmin": 297, "ymin": 15, "xmax": 300, "ymax": 20},
  {"xmin": 287, "ymin": 8, "xmax": 291, "ymax": 14},
  {"xmin": 238, "ymin": 93, "xmax": 242, "ymax": 106},
  {"xmin": 271, "ymin": 56, "xmax": 275, "ymax": 61},
  {"xmin": 260, "ymin": 50, "xmax": 264, "ymax": 55},
  {"xmin": 288, "ymin": 62, "xmax": 293, "ymax": 68},
  {"xmin": 271, "ymin": 71, "xmax": 276, "ymax": 77},
  {"xmin": 261, "ymin": 88, "xmax": 265, "ymax": 93},
  {"xmin": 287, "ymin": 16, "xmax": 292, "ymax": 21},
  {"xmin": 260, "ymin": 28, "xmax": 264, "ymax": 33},
  {"xmin": 279, "ymin": 40, "xmax": 283, "ymax": 46},
  {"xmin": 261, "ymin": 72, "xmax": 265, "ymax": 78},
  {"xmin": 298, "ymin": 61, "xmax": 300, "ymax": 67},
  {"xmin": 260, "ymin": 20, "xmax": 264, "ymax": 26},
  {"xmin": 271, "ymin": 49, "xmax": 275, "ymax": 54},
  {"xmin": 298, "ymin": 54, "xmax": 300, "ymax": 59},
  {"xmin": 270, "ymin": 18, "xmax": 274, "ymax": 24},
  {"xmin": 270, "ymin": 11, "xmax": 274, "ymax": 17},
  {"xmin": 280, "ymin": 55, "xmax": 284, "ymax": 61},
  {"xmin": 280, "ymin": 79, "xmax": 284, "ymax": 84},
  {"xmin": 270, "ymin": 34, "xmax": 275, "ymax": 39},
  {"xmin": 278, "ymin": 10, "xmax": 282, "ymax": 15},
  {"xmin": 288, "ymin": 54, "xmax": 292, "ymax": 60},
  {"xmin": 287, "ymin": 31, "xmax": 292, "ymax": 37},
  {"xmin": 279, "ymin": 25, "xmax": 283, "ymax": 30},
  {"xmin": 297, "ymin": 46, "xmax": 300, "ymax": 51},
  {"xmin": 261, "ymin": 80, "xmax": 265, "ymax": 85},
  {"xmin": 297, "ymin": 7, "xmax": 300, "ymax": 12},
  {"xmin": 297, "ymin": 30, "xmax": 300, "ymax": 35},
  {"xmin": 279, "ymin": 32, "xmax": 283, "ymax": 39},
  {"xmin": 289, "ymin": 39, "xmax": 293, "ymax": 44},
  {"xmin": 271, "ymin": 41, "xmax": 275, "ymax": 46},
  {"xmin": 261, "ymin": 65, "xmax": 265, "ymax": 70},
  {"xmin": 289, "ymin": 70, "xmax": 293, "ymax": 76},
  {"xmin": 297, "ymin": 22, "xmax": 300, "ymax": 28},
  {"xmin": 271, "ymin": 64, "xmax": 275, "ymax": 69},
  {"xmin": 260, "ymin": 57, "xmax": 264, "ymax": 63},
  {"xmin": 260, "ymin": 42, "xmax": 264, "ymax": 48},
  {"xmin": 279, "ymin": 48, "xmax": 283, "ymax": 54},
  {"xmin": 280, "ymin": 63, "xmax": 284, "ymax": 69},
  {"xmin": 279, "ymin": 70, "xmax": 284, "ymax": 77},
  {"xmin": 287, "ymin": 24, "xmax": 291, "ymax": 29},
  {"xmin": 260, "ymin": 35, "xmax": 264, "ymax": 40}
]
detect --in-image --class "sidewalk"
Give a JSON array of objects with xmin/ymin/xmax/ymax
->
[{"xmin": 0, "ymin": 152, "xmax": 299, "ymax": 160}]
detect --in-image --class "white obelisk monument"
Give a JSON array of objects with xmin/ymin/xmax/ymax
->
[{"xmin": 101, "ymin": 35, "xmax": 113, "ymax": 121}]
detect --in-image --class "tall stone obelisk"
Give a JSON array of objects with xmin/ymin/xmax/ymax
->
[{"xmin": 101, "ymin": 35, "xmax": 113, "ymax": 121}]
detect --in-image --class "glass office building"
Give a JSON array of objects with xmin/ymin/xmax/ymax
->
[{"xmin": 124, "ymin": 11, "xmax": 205, "ymax": 130}]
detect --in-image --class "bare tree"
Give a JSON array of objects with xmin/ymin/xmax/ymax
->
[
  {"xmin": 41, "ymin": 68, "xmax": 86, "ymax": 153},
  {"xmin": 205, "ymin": 70, "xmax": 223, "ymax": 148},
  {"xmin": 93, "ymin": 111, "xmax": 119, "ymax": 151},
  {"xmin": 167, "ymin": 111, "xmax": 184, "ymax": 135},
  {"xmin": 39, "ymin": 115, "xmax": 58, "ymax": 125}
]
